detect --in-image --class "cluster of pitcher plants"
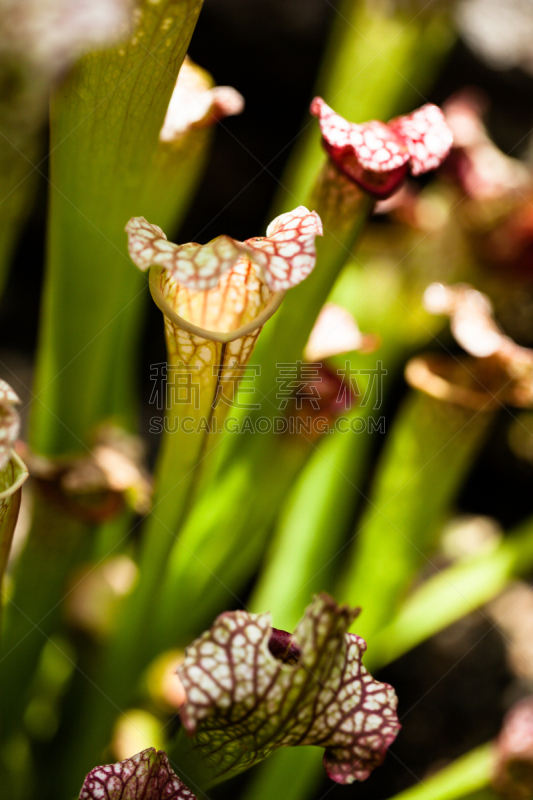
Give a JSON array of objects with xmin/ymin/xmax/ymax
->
[{"xmin": 2, "ymin": 1, "xmax": 533, "ymax": 799}]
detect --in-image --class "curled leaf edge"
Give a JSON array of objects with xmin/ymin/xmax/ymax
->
[{"xmin": 149, "ymin": 267, "xmax": 286, "ymax": 343}]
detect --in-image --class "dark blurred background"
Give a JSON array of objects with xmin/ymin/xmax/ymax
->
[{"xmin": 6, "ymin": 0, "xmax": 533, "ymax": 348}]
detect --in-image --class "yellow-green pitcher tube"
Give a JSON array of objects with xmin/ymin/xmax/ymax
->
[{"xmin": 61, "ymin": 256, "xmax": 287, "ymax": 792}]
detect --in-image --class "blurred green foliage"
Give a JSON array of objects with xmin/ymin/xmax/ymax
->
[{"xmin": 0, "ymin": 1, "xmax": 532, "ymax": 799}]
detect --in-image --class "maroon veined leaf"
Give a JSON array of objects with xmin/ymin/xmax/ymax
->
[
  {"xmin": 125, "ymin": 206, "xmax": 323, "ymax": 293},
  {"xmin": 79, "ymin": 748, "xmax": 196, "ymax": 800},
  {"xmin": 310, "ymin": 97, "xmax": 452, "ymax": 198},
  {"xmin": 176, "ymin": 594, "xmax": 400, "ymax": 785}
]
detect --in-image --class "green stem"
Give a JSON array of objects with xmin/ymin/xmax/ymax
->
[
  {"xmin": 249, "ymin": 403, "xmax": 374, "ymax": 630},
  {"xmin": 385, "ymin": 743, "xmax": 494, "ymax": 800},
  {"xmin": 248, "ymin": 340, "xmax": 410, "ymax": 631},
  {"xmin": 59, "ymin": 381, "xmax": 221, "ymax": 791},
  {"xmin": 369, "ymin": 514, "xmax": 533, "ymax": 671},
  {"xmin": 151, "ymin": 348, "xmax": 405, "ymax": 650},
  {"xmin": 218, "ymin": 169, "xmax": 373, "ymax": 474},
  {"xmin": 151, "ymin": 434, "xmax": 311, "ymax": 649},
  {"xmin": 337, "ymin": 388, "xmax": 494, "ymax": 641},
  {"xmin": 238, "ymin": 748, "xmax": 323, "ymax": 800}
]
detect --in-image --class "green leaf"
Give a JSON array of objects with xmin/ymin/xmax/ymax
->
[
  {"xmin": 0, "ymin": 0, "xmax": 133, "ymax": 291},
  {"xmin": 30, "ymin": 0, "xmax": 204, "ymax": 456},
  {"xmin": 384, "ymin": 743, "xmax": 493, "ymax": 800},
  {"xmin": 369, "ymin": 514, "xmax": 533, "ymax": 671},
  {"xmin": 337, "ymin": 383, "xmax": 493, "ymax": 641},
  {"xmin": 249, "ymin": 405, "xmax": 373, "ymax": 630}
]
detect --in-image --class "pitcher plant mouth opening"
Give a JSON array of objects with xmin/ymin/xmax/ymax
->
[
  {"xmin": 405, "ymin": 353, "xmax": 524, "ymax": 411},
  {"xmin": 126, "ymin": 208, "xmax": 323, "ymax": 443},
  {"xmin": 148, "ymin": 266, "xmax": 286, "ymax": 344},
  {"xmin": 126, "ymin": 206, "xmax": 323, "ymax": 344}
]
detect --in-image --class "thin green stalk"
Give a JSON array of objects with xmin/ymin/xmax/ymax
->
[
  {"xmin": 237, "ymin": 741, "xmax": 494, "ymax": 800},
  {"xmin": 206, "ymin": 168, "xmax": 373, "ymax": 495},
  {"xmin": 384, "ymin": 743, "xmax": 495, "ymax": 800},
  {"xmin": 239, "ymin": 748, "xmax": 322, "ymax": 800},
  {"xmin": 247, "ymin": 338, "xmax": 410, "ymax": 630},
  {"xmin": 91, "ymin": 511, "xmax": 135, "ymax": 562},
  {"xmin": 337, "ymin": 387, "xmax": 494, "ymax": 642},
  {"xmin": 151, "ymin": 433, "xmax": 311, "ymax": 650},
  {"xmin": 249, "ymin": 403, "xmax": 374, "ymax": 630},
  {"xmin": 152, "ymin": 339, "xmax": 410, "ymax": 650},
  {"xmin": 143, "ymin": 126, "xmax": 214, "ymax": 234},
  {"xmin": 369, "ymin": 514, "xmax": 533, "ymax": 671}
]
